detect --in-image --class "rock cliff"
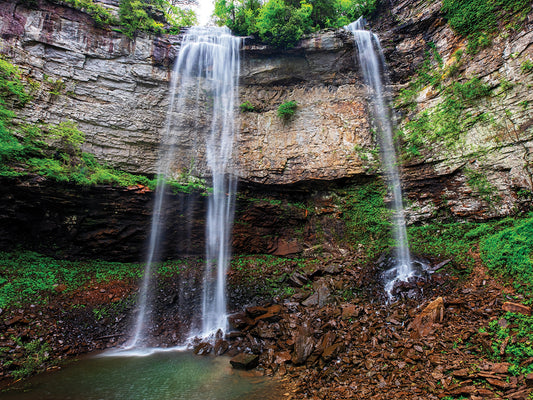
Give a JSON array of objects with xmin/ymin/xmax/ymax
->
[{"xmin": 0, "ymin": 0, "xmax": 532, "ymax": 259}]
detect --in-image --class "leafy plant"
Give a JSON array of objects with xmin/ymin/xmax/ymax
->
[
  {"xmin": 486, "ymin": 312, "xmax": 533, "ymax": 375},
  {"xmin": 442, "ymin": 0, "xmax": 531, "ymax": 54},
  {"xmin": 277, "ymin": 100, "xmax": 298, "ymax": 120},
  {"xmin": 481, "ymin": 216, "xmax": 533, "ymax": 296},
  {"xmin": 10, "ymin": 338, "xmax": 51, "ymax": 379},
  {"xmin": 521, "ymin": 59, "xmax": 533, "ymax": 73},
  {"xmin": 214, "ymin": 0, "xmax": 376, "ymax": 48},
  {"xmin": 239, "ymin": 101, "xmax": 256, "ymax": 112}
]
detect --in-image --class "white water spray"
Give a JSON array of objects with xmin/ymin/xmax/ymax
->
[
  {"xmin": 346, "ymin": 18, "xmax": 413, "ymax": 295},
  {"xmin": 128, "ymin": 26, "xmax": 240, "ymax": 348}
]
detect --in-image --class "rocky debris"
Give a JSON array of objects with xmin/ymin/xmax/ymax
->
[{"xmin": 223, "ymin": 255, "xmax": 533, "ymax": 400}]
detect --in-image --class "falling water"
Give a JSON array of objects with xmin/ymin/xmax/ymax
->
[
  {"xmin": 345, "ymin": 18, "xmax": 413, "ymax": 295},
  {"xmin": 128, "ymin": 26, "xmax": 240, "ymax": 348}
]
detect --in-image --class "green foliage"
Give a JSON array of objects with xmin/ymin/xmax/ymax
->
[
  {"xmin": 521, "ymin": 59, "xmax": 533, "ymax": 73},
  {"xmin": 214, "ymin": 0, "xmax": 376, "ymax": 48},
  {"xmin": 486, "ymin": 312, "xmax": 533, "ymax": 375},
  {"xmin": 255, "ymin": 0, "xmax": 313, "ymax": 48},
  {"xmin": 401, "ymin": 75, "xmax": 492, "ymax": 156},
  {"xmin": 0, "ymin": 251, "xmax": 144, "ymax": 309},
  {"xmin": 481, "ymin": 216, "xmax": 533, "ymax": 296},
  {"xmin": 239, "ymin": 101, "xmax": 256, "ymax": 112},
  {"xmin": 408, "ymin": 217, "xmax": 519, "ymax": 270},
  {"xmin": 57, "ymin": 0, "xmax": 119, "ymax": 27},
  {"xmin": 277, "ymin": 100, "xmax": 298, "ymax": 120},
  {"xmin": 338, "ymin": 181, "xmax": 393, "ymax": 259},
  {"xmin": 51, "ymin": 0, "xmax": 195, "ymax": 37},
  {"xmin": 8, "ymin": 338, "xmax": 51, "ymax": 379},
  {"xmin": 464, "ymin": 168, "xmax": 501, "ymax": 204},
  {"xmin": 442, "ymin": 0, "xmax": 531, "ymax": 53}
]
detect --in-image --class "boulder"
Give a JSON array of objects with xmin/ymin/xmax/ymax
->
[
  {"xmin": 230, "ymin": 353, "xmax": 259, "ymax": 370},
  {"xmin": 409, "ymin": 297, "xmax": 444, "ymax": 338}
]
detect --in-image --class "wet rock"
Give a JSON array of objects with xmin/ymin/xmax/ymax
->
[
  {"xmin": 228, "ymin": 312, "xmax": 252, "ymax": 330},
  {"xmin": 230, "ymin": 353, "xmax": 259, "ymax": 370},
  {"xmin": 193, "ymin": 342, "xmax": 212, "ymax": 356},
  {"xmin": 502, "ymin": 302, "xmax": 531, "ymax": 316},
  {"xmin": 409, "ymin": 297, "xmax": 444, "ymax": 338},
  {"xmin": 341, "ymin": 304, "xmax": 360, "ymax": 320},
  {"xmin": 214, "ymin": 339, "xmax": 229, "ymax": 356}
]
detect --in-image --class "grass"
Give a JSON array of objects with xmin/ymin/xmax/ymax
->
[{"xmin": 0, "ymin": 251, "xmax": 143, "ymax": 309}]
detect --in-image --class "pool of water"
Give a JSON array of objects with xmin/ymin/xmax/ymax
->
[{"xmin": 0, "ymin": 350, "xmax": 282, "ymax": 400}]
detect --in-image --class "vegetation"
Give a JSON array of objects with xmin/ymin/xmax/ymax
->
[
  {"xmin": 214, "ymin": 0, "xmax": 377, "ymax": 48},
  {"xmin": 49, "ymin": 0, "xmax": 196, "ymax": 38},
  {"xmin": 118, "ymin": 0, "xmax": 196, "ymax": 38},
  {"xmin": 481, "ymin": 216, "xmax": 533, "ymax": 297},
  {"xmin": 0, "ymin": 251, "xmax": 143, "ymax": 308},
  {"xmin": 486, "ymin": 312, "xmax": 533, "ymax": 375},
  {"xmin": 442, "ymin": 0, "xmax": 531, "ymax": 53},
  {"xmin": 397, "ymin": 44, "xmax": 493, "ymax": 157},
  {"xmin": 277, "ymin": 100, "xmax": 298, "ymax": 120},
  {"xmin": 338, "ymin": 181, "xmax": 393, "ymax": 260},
  {"xmin": 1, "ymin": 337, "xmax": 51, "ymax": 379},
  {"xmin": 239, "ymin": 101, "xmax": 256, "ymax": 112}
]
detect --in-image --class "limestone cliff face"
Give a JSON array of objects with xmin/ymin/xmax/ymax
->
[{"xmin": 0, "ymin": 0, "xmax": 376, "ymax": 186}]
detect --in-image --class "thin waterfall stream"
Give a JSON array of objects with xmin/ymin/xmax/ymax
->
[
  {"xmin": 128, "ymin": 26, "xmax": 241, "ymax": 348},
  {"xmin": 345, "ymin": 18, "xmax": 416, "ymax": 296}
]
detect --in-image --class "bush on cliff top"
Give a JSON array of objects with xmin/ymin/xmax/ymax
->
[{"xmin": 214, "ymin": 0, "xmax": 377, "ymax": 48}]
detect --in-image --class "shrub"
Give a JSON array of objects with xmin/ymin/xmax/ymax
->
[
  {"xmin": 239, "ymin": 101, "xmax": 256, "ymax": 112},
  {"xmin": 277, "ymin": 100, "xmax": 298, "ymax": 120}
]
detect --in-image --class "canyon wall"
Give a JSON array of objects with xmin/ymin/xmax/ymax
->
[{"xmin": 0, "ymin": 0, "xmax": 532, "ymax": 259}]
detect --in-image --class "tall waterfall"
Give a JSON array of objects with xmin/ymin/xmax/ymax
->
[
  {"xmin": 128, "ymin": 26, "xmax": 241, "ymax": 348},
  {"xmin": 345, "ymin": 18, "xmax": 413, "ymax": 295}
]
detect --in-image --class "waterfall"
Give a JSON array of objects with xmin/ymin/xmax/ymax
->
[
  {"xmin": 345, "ymin": 18, "xmax": 413, "ymax": 295},
  {"xmin": 127, "ymin": 26, "xmax": 241, "ymax": 348}
]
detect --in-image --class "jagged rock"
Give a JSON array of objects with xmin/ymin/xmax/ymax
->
[
  {"xmin": 409, "ymin": 297, "xmax": 444, "ymax": 338},
  {"xmin": 341, "ymin": 304, "xmax": 360, "ymax": 320},
  {"xmin": 213, "ymin": 339, "xmax": 229, "ymax": 356},
  {"xmin": 292, "ymin": 325, "xmax": 315, "ymax": 365},
  {"xmin": 229, "ymin": 353, "xmax": 259, "ymax": 370},
  {"xmin": 289, "ymin": 272, "xmax": 308, "ymax": 288},
  {"xmin": 193, "ymin": 342, "xmax": 212, "ymax": 356},
  {"xmin": 502, "ymin": 302, "xmax": 531, "ymax": 315},
  {"xmin": 227, "ymin": 312, "xmax": 252, "ymax": 330}
]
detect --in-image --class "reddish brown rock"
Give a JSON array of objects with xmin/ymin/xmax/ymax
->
[
  {"xmin": 230, "ymin": 353, "xmax": 259, "ymax": 370},
  {"xmin": 409, "ymin": 297, "xmax": 444, "ymax": 338},
  {"xmin": 502, "ymin": 302, "xmax": 531, "ymax": 316}
]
